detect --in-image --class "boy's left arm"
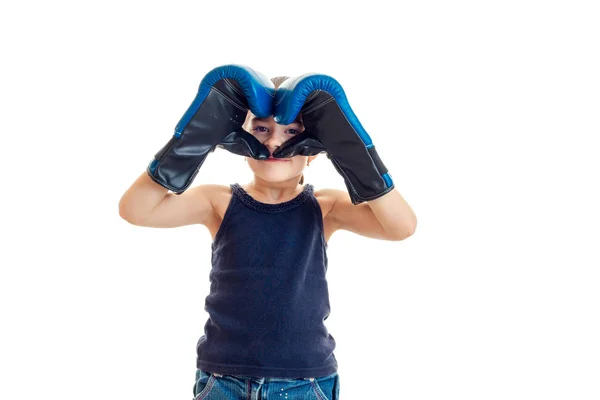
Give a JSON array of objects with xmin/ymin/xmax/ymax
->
[
  {"xmin": 272, "ymin": 72, "xmax": 416, "ymax": 240},
  {"xmin": 327, "ymin": 187, "xmax": 417, "ymax": 241},
  {"xmin": 367, "ymin": 188, "xmax": 417, "ymax": 240}
]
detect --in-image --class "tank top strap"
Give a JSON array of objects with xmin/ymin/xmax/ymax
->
[{"xmin": 230, "ymin": 183, "xmax": 314, "ymax": 213}]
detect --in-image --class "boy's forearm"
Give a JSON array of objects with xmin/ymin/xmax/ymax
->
[
  {"xmin": 367, "ymin": 188, "xmax": 417, "ymax": 240},
  {"xmin": 118, "ymin": 171, "xmax": 169, "ymax": 223}
]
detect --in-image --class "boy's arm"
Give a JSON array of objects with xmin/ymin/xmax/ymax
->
[
  {"xmin": 366, "ymin": 188, "xmax": 417, "ymax": 240},
  {"xmin": 326, "ymin": 188, "xmax": 416, "ymax": 241},
  {"xmin": 118, "ymin": 171, "xmax": 214, "ymax": 228}
]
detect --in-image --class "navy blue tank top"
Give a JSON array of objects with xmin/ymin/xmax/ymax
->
[{"xmin": 196, "ymin": 183, "xmax": 337, "ymax": 378}]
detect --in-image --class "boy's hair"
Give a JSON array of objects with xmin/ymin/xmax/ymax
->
[
  {"xmin": 270, "ymin": 76, "xmax": 306, "ymax": 185},
  {"xmin": 270, "ymin": 76, "xmax": 289, "ymax": 90}
]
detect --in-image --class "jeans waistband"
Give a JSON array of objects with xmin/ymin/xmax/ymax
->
[{"xmin": 212, "ymin": 372, "xmax": 337, "ymax": 383}]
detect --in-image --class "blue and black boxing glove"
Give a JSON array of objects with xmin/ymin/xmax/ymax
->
[
  {"xmin": 272, "ymin": 73, "xmax": 394, "ymax": 205},
  {"xmin": 147, "ymin": 64, "xmax": 274, "ymax": 194}
]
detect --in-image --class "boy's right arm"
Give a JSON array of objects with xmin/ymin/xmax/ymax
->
[
  {"xmin": 119, "ymin": 65, "xmax": 275, "ymax": 228},
  {"xmin": 118, "ymin": 172, "xmax": 215, "ymax": 228}
]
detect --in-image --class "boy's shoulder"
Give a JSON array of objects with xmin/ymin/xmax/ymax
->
[
  {"xmin": 195, "ymin": 183, "xmax": 232, "ymax": 203},
  {"xmin": 197, "ymin": 183, "xmax": 234, "ymax": 218},
  {"xmin": 313, "ymin": 187, "xmax": 345, "ymax": 219},
  {"xmin": 313, "ymin": 187, "xmax": 344, "ymax": 203}
]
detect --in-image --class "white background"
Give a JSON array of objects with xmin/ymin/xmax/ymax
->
[{"xmin": 1, "ymin": 0, "xmax": 599, "ymax": 399}]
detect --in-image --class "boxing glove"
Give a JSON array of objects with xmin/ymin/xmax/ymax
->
[
  {"xmin": 147, "ymin": 64, "xmax": 274, "ymax": 194},
  {"xmin": 272, "ymin": 73, "xmax": 394, "ymax": 205}
]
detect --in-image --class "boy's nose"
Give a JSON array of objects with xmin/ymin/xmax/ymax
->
[
  {"xmin": 263, "ymin": 135, "xmax": 285, "ymax": 150},
  {"xmin": 265, "ymin": 144, "xmax": 280, "ymax": 156}
]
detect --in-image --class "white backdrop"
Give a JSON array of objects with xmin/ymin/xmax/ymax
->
[{"xmin": 1, "ymin": 0, "xmax": 599, "ymax": 399}]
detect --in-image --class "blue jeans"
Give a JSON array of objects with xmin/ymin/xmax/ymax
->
[{"xmin": 192, "ymin": 369, "xmax": 340, "ymax": 400}]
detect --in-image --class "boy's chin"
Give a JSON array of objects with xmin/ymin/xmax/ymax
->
[{"xmin": 255, "ymin": 173, "xmax": 303, "ymax": 183}]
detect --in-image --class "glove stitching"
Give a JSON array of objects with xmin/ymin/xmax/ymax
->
[
  {"xmin": 308, "ymin": 98, "xmax": 390, "ymax": 202},
  {"xmin": 210, "ymin": 87, "xmax": 248, "ymax": 112},
  {"xmin": 333, "ymin": 101, "xmax": 386, "ymax": 188},
  {"xmin": 223, "ymin": 78, "xmax": 244, "ymax": 98},
  {"xmin": 357, "ymin": 184, "xmax": 396, "ymax": 202},
  {"xmin": 329, "ymin": 155, "xmax": 360, "ymax": 198},
  {"xmin": 274, "ymin": 91, "xmax": 287, "ymax": 106},
  {"xmin": 330, "ymin": 155, "xmax": 395, "ymax": 203},
  {"xmin": 302, "ymin": 96, "xmax": 335, "ymax": 115},
  {"xmin": 305, "ymin": 90, "xmax": 321, "ymax": 103},
  {"xmin": 245, "ymin": 69, "xmax": 275, "ymax": 98},
  {"xmin": 146, "ymin": 164, "xmax": 200, "ymax": 194}
]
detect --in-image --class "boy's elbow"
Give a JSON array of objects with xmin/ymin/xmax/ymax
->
[
  {"xmin": 119, "ymin": 209, "xmax": 136, "ymax": 225},
  {"xmin": 409, "ymin": 219, "xmax": 417, "ymax": 237},
  {"xmin": 392, "ymin": 221, "xmax": 417, "ymax": 241},
  {"xmin": 395, "ymin": 230, "xmax": 415, "ymax": 241},
  {"xmin": 118, "ymin": 202, "xmax": 141, "ymax": 226}
]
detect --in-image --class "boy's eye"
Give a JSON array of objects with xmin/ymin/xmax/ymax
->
[
  {"xmin": 252, "ymin": 126, "xmax": 268, "ymax": 133},
  {"xmin": 288, "ymin": 129, "xmax": 300, "ymax": 135}
]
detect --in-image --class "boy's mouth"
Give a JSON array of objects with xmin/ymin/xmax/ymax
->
[{"xmin": 265, "ymin": 157, "xmax": 290, "ymax": 162}]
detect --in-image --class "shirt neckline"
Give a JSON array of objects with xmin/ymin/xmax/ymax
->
[{"xmin": 231, "ymin": 183, "xmax": 314, "ymax": 213}]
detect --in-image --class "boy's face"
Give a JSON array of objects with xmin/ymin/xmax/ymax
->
[
  {"xmin": 243, "ymin": 111, "xmax": 315, "ymax": 182},
  {"xmin": 243, "ymin": 111, "xmax": 304, "ymax": 151}
]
